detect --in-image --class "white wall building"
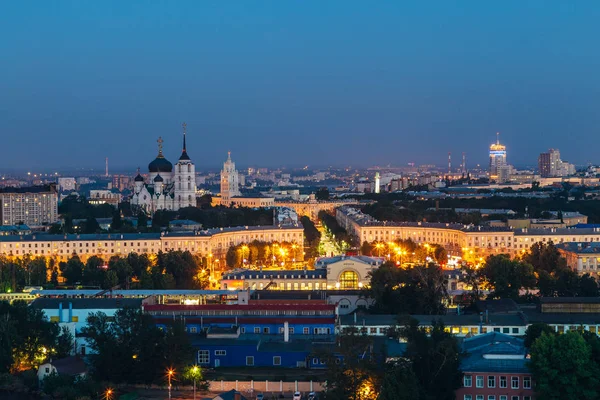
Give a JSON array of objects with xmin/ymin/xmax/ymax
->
[
  {"xmin": 131, "ymin": 125, "xmax": 197, "ymax": 213},
  {"xmin": 0, "ymin": 185, "xmax": 58, "ymax": 227}
]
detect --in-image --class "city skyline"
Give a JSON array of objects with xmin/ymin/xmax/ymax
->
[{"xmin": 2, "ymin": 2, "xmax": 599, "ymax": 169}]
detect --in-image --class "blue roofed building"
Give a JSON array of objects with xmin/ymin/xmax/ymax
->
[{"xmin": 456, "ymin": 332, "xmax": 534, "ymax": 400}]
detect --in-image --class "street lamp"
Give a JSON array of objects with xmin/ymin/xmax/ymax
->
[
  {"xmin": 167, "ymin": 368, "xmax": 175, "ymax": 400},
  {"xmin": 190, "ymin": 365, "xmax": 200, "ymax": 400},
  {"xmin": 375, "ymin": 243, "xmax": 384, "ymax": 257},
  {"xmin": 105, "ymin": 389, "xmax": 113, "ymax": 400},
  {"xmin": 241, "ymin": 245, "xmax": 249, "ymax": 266}
]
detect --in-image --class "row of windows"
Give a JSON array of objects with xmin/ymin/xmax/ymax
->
[
  {"xmin": 239, "ymin": 327, "xmax": 331, "ymax": 335},
  {"xmin": 464, "ymin": 396, "xmax": 532, "ymax": 400},
  {"xmin": 464, "ymin": 375, "xmax": 532, "ymax": 390},
  {"xmin": 197, "ymin": 351, "xmax": 280, "ymax": 367}
]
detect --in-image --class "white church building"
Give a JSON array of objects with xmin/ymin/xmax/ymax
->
[{"xmin": 131, "ymin": 124, "xmax": 197, "ymax": 213}]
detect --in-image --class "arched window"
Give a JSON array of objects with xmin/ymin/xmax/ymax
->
[
  {"xmin": 188, "ymin": 182, "xmax": 191, "ymax": 190},
  {"xmin": 339, "ymin": 270, "xmax": 358, "ymax": 290},
  {"xmin": 188, "ymin": 164, "xmax": 191, "ymax": 172}
]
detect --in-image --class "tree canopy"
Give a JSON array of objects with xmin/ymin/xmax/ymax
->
[
  {"xmin": 368, "ymin": 262, "xmax": 448, "ymax": 315},
  {"xmin": 529, "ymin": 330, "xmax": 599, "ymax": 400}
]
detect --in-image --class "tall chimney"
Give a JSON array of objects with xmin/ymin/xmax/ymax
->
[
  {"xmin": 68, "ymin": 302, "xmax": 73, "ymax": 322},
  {"xmin": 284, "ymin": 321, "xmax": 289, "ymax": 342},
  {"xmin": 58, "ymin": 302, "xmax": 63, "ymax": 323}
]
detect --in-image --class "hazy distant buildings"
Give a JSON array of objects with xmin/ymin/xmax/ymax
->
[
  {"xmin": 88, "ymin": 190, "xmax": 120, "ymax": 206},
  {"xmin": 488, "ymin": 132, "xmax": 507, "ymax": 180},
  {"xmin": 538, "ymin": 149, "xmax": 575, "ymax": 177},
  {"xmin": 111, "ymin": 175, "xmax": 134, "ymax": 192},
  {"xmin": 0, "ymin": 185, "xmax": 58, "ymax": 227},
  {"xmin": 57, "ymin": 177, "xmax": 76, "ymax": 192},
  {"xmin": 131, "ymin": 127, "xmax": 197, "ymax": 213},
  {"xmin": 213, "ymin": 152, "xmax": 274, "ymax": 208}
]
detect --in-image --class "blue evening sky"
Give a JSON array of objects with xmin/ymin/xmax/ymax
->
[{"xmin": 1, "ymin": 1, "xmax": 599, "ymax": 171}]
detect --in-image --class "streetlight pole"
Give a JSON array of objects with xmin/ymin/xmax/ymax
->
[
  {"xmin": 167, "ymin": 369, "xmax": 174, "ymax": 400},
  {"xmin": 191, "ymin": 365, "xmax": 199, "ymax": 400}
]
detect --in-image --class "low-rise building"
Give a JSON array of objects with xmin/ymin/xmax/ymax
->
[
  {"xmin": 88, "ymin": 190, "xmax": 120, "ymax": 206},
  {"xmin": 30, "ymin": 297, "xmax": 143, "ymax": 355},
  {"xmin": 221, "ymin": 269, "xmax": 327, "ymax": 291},
  {"xmin": 315, "ymin": 255, "xmax": 383, "ymax": 290},
  {"xmin": 456, "ymin": 333, "xmax": 534, "ymax": 400},
  {"xmin": 556, "ymin": 242, "xmax": 600, "ymax": 277}
]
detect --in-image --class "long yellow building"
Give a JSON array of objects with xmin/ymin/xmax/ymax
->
[
  {"xmin": 337, "ymin": 206, "xmax": 600, "ymax": 257},
  {"xmin": 0, "ymin": 224, "xmax": 304, "ymax": 261}
]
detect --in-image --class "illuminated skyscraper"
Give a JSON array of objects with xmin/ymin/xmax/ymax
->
[{"xmin": 489, "ymin": 132, "xmax": 507, "ymax": 180}]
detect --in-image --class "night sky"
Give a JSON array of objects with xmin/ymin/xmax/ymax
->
[{"xmin": 1, "ymin": 1, "xmax": 599, "ymax": 171}]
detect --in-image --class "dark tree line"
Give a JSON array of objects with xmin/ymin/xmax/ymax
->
[
  {"xmin": 469, "ymin": 243, "xmax": 599, "ymax": 301},
  {"xmin": 322, "ymin": 320, "xmax": 461, "ymax": 400},
  {"xmin": 225, "ymin": 241, "xmax": 299, "ymax": 268},
  {"xmin": 526, "ymin": 323, "xmax": 600, "ymax": 400},
  {"xmin": 155, "ymin": 206, "xmax": 273, "ymax": 230},
  {"xmin": 0, "ymin": 301, "xmax": 73, "ymax": 373},
  {"xmin": 82, "ymin": 308, "xmax": 204, "ymax": 386},
  {"xmin": 318, "ymin": 210, "xmax": 353, "ymax": 246},
  {"xmin": 58, "ymin": 251, "xmax": 209, "ymax": 290},
  {"xmin": 368, "ymin": 262, "xmax": 448, "ymax": 315},
  {"xmin": 301, "ymin": 216, "xmax": 321, "ymax": 259}
]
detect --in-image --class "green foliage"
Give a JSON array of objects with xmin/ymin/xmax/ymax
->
[
  {"xmin": 42, "ymin": 373, "xmax": 100, "ymax": 400},
  {"xmin": 315, "ymin": 187, "xmax": 330, "ymax": 201},
  {"xmin": 55, "ymin": 326, "xmax": 74, "ymax": 358},
  {"xmin": 378, "ymin": 361, "xmax": 419, "ymax": 400},
  {"xmin": 479, "ymin": 254, "xmax": 536, "ymax": 299},
  {"xmin": 524, "ymin": 323, "xmax": 556, "ymax": 349},
  {"xmin": 176, "ymin": 206, "xmax": 273, "ymax": 228},
  {"xmin": 319, "ymin": 210, "xmax": 353, "ymax": 250},
  {"xmin": 529, "ymin": 331, "xmax": 599, "ymax": 400},
  {"xmin": 60, "ymin": 255, "xmax": 85, "ymax": 285},
  {"xmin": 401, "ymin": 319, "xmax": 462, "ymax": 400},
  {"xmin": 0, "ymin": 300, "xmax": 60, "ymax": 373},
  {"xmin": 368, "ymin": 263, "xmax": 448, "ymax": 315},
  {"xmin": 320, "ymin": 329, "xmax": 380, "ymax": 400},
  {"xmin": 301, "ymin": 216, "xmax": 321, "ymax": 259},
  {"xmin": 81, "ymin": 308, "xmax": 195, "ymax": 386},
  {"xmin": 522, "ymin": 242, "xmax": 598, "ymax": 297}
]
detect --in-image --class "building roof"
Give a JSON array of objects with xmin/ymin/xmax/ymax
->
[
  {"xmin": 209, "ymin": 390, "xmax": 248, "ymax": 400},
  {"xmin": 540, "ymin": 297, "xmax": 600, "ymax": 304},
  {"xmin": 314, "ymin": 255, "xmax": 383, "ymax": 267},
  {"xmin": 0, "ymin": 184, "xmax": 57, "ymax": 194},
  {"xmin": 461, "ymin": 332, "xmax": 528, "ymax": 373},
  {"xmin": 524, "ymin": 310, "xmax": 600, "ymax": 325},
  {"xmin": 339, "ymin": 313, "xmax": 526, "ymax": 327},
  {"xmin": 556, "ymin": 242, "xmax": 600, "ymax": 254},
  {"xmin": 153, "ymin": 174, "xmax": 164, "ymax": 182},
  {"xmin": 30, "ymin": 298, "xmax": 143, "ymax": 310},
  {"xmin": 148, "ymin": 154, "xmax": 173, "ymax": 173},
  {"xmin": 0, "ymin": 224, "xmax": 303, "ymax": 243},
  {"xmin": 222, "ymin": 269, "xmax": 326, "ymax": 280}
]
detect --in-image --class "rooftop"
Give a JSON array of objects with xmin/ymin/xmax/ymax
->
[{"xmin": 30, "ymin": 297, "xmax": 143, "ymax": 310}]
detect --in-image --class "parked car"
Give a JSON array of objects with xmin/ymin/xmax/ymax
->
[
  {"xmin": 293, "ymin": 392, "xmax": 302, "ymax": 400},
  {"xmin": 308, "ymin": 392, "xmax": 317, "ymax": 400},
  {"xmin": 256, "ymin": 394, "xmax": 264, "ymax": 400}
]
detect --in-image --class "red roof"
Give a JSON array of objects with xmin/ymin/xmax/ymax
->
[
  {"xmin": 144, "ymin": 303, "xmax": 335, "ymax": 312},
  {"xmin": 153, "ymin": 316, "xmax": 336, "ymax": 324}
]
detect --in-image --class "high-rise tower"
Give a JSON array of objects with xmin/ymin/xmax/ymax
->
[
  {"xmin": 220, "ymin": 152, "xmax": 241, "ymax": 203},
  {"xmin": 173, "ymin": 122, "xmax": 197, "ymax": 209},
  {"xmin": 489, "ymin": 132, "xmax": 507, "ymax": 180}
]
